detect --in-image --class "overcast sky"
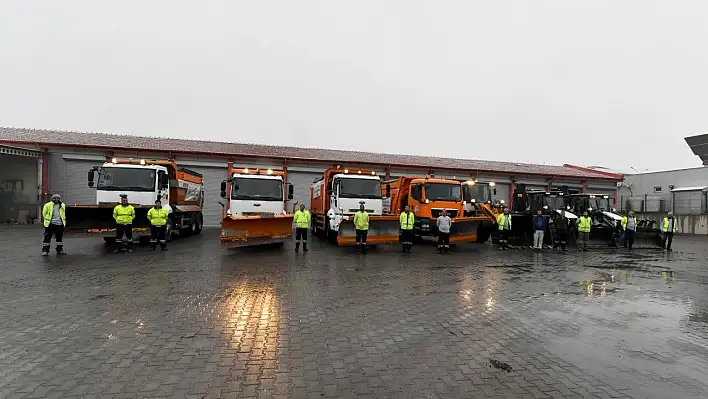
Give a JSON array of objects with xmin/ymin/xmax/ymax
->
[{"xmin": 1, "ymin": 1, "xmax": 707, "ymax": 172}]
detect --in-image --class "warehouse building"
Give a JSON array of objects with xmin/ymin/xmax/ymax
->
[
  {"xmin": 0, "ymin": 127, "xmax": 622, "ymax": 226},
  {"xmin": 617, "ymin": 133, "xmax": 708, "ymax": 234}
]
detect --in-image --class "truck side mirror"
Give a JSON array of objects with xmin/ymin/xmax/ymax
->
[
  {"xmin": 87, "ymin": 170, "xmax": 94, "ymax": 188},
  {"xmin": 385, "ymin": 184, "xmax": 391, "ymax": 198},
  {"xmin": 287, "ymin": 183, "xmax": 294, "ymax": 200},
  {"xmin": 220, "ymin": 181, "xmax": 227, "ymax": 199}
]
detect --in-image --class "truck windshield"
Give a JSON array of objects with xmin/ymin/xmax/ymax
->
[
  {"xmin": 463, "ymin": 184, "xmax": 490, "ymax": 202},
  {"xmin": 338, "ymin": 178, "xmax": 381, "ymax": 199},
  {"xmin": 545, "ymin": 196, "xmax": 566, "ymax": 210},
  {"xmin": 231, "ymin": 178, "xmax": 283, "ymax": 201},
  {"xmin": 97, "ymin": 168, "xmax": 156, "ymax": 192},
  {"xmin": 589, "ymin": 197, "xmax": 610, "ymax": 211},
  {"xmin": 425, "ymin": 183, "xmax": 461, "ymax": 201}
]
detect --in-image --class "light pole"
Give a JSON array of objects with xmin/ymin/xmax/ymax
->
[{"xmin": 630, "ymin": 166, "xmax": 649, "ymax": 216}]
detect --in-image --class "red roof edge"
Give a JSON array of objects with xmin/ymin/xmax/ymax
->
[
  {"xmin": 563, "ymin": 164, "xmax": 624, "ymax": 180},
  {"xmin": 0, "ymin": 138, "xmax": 618, "ymax": 182}
]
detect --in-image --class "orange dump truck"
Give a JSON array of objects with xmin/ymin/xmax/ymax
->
[
  {"xmin": 219, "ymin": 168, "xmax": 295, "ymax": 248},
  {"xmin": 382, "ymin": 176, "xmax": 491, "ymax": 243},
  {"xmin": 310, "ymin": 168, "xmax": 400, "ymax": 245}
]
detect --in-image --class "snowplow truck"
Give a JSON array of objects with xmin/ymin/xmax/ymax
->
[
  {"xmin": 383, "ymin": 176, "xmax": 490, "ymax": 243},
  {"xmin": 219, "ymin": 168, "xmax": 294, "ymax": 248},
  {"xmin": 310, "ymin": 168, "xmax": 399, "ymax": 246},
  {"xmin": 65, "ymin": 158, "xmax": 204, "ymax": 244},
  {"xmin": 569, "ymin": 193, "xmax": 661, "ymax": 249}
]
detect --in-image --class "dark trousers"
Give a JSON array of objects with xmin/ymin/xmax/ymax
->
[
  {"xmin": 624, "ymin": 229, "xmax": 635, "ymax": 249},
  {"xmin": 554, "ymin": 230, "xmax": 567, "ymax": 251},
  {"xmin": 400, "ymin": 229, "xmax": 414, "ymax": 252},
  {"xmin": 150, "ymin": 225, "xmax": 167, "ymax": 249},
  {"xmin": 115, "ymin": 224, "xmax": 133, "ymax": 249},
  {"xmin": 355, "ymin": 229, "xmax": 368, "ymax": 245},
  {"xmin": 662, "ymin": 232, "xmax": 673, "ymax": 250},
  {"xmin": 43, "ymin": 224, "xmax": 64, "ymax": 252},
  {"xmin": 437, "ymin": 232, "xmax": 450, "ymax": 249},
  {"xmin": 498, "ymin": 229, "xmax": 510, "ymax": 248},
  {"xmin": 295, "ymin": 227, "xmax": 308, "ymax": 250}
]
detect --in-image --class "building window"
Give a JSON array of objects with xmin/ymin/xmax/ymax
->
[{"xmin": 653, "ymin": 186, "xmax": 662, "ymax": 193}]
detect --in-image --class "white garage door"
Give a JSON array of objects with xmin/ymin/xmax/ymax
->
[
  {"xmin": 184, "ymin": 165, "xmax": 227, "ymax": 227},
  {"xmin": 287, "ymin": 171, "xmax": 323, "ymax": 210}
]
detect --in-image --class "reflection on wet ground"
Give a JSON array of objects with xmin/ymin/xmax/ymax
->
[{"xmin": 1, "ymin": 226, "xmax": 708, "ymax": 398}]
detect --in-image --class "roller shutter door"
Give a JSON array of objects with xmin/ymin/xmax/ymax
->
[
  {"xmin": 63, "ymin": 159, "xmax": 101, "ymax": 205},
  {"xmin": 287, "ymin": 171, "xmax": 323, "ymax": 210},
  {"xmin": 183, "ymin": 166, "xmax": 227, "ymax": 227}
]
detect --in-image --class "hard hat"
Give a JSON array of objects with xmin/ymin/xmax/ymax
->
[{"xmin": 119, "ymin": 193, "xmax": 128, "ymax": 198}]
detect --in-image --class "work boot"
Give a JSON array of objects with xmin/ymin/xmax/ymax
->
[
  {"xmin": 444, "ymin": 246, "xmax": 450, "ymax": 254},
  {"xmin": 303, "ymin": 242, "xmax": 308, "ymax": 252},
  {"xmin": 56, "ymin": 247, "xmax": 65, "ymax": 255},
  {"xmin": 295, "ymin": 242, "xmax": 300, "ymax": 252},
  {"xmin": 41, "ymin": 250, "xmax": 49, "ymax": 257},
  {"xmin": 161, "ymin": 247, "xmax": 168, "ymax": 252}
]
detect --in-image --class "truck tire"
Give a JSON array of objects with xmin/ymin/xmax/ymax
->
[
  {"xmin": 180, "ymin": 214, "xmax": 194, "ymax": 237},
  {"xmin": 194, "ymin": 213, "xmax": 203, "ymax": 234}
]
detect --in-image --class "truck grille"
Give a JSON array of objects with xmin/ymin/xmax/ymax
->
[{"xmin": 431, "ymin": 209, "xmax": 458, "ymax": 218}]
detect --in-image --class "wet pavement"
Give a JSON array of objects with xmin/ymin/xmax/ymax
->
[{"xmin": 1, "ymin": 226, "xmax": 708, "ymax": 399}]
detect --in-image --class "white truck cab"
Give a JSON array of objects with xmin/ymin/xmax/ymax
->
[
  {"xmin": 220, "ymin": 169, "xmax": 293, "ymax": 217},
  {"xmin": 90, "ymin": 162, "xmax": 173, "ymax": 213},
  {"xmin": 325, "ymin": 173, "xmax": 383, "ymax": 231}
]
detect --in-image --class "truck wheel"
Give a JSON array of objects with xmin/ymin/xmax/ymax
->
[
  {"xmin": 194, "ymin": 213, "xmax": 203, "ymax": 234},
  {"xmin": 180, "ymin": 216, "xmax": 194, "ymax": 237},
  {"xmin": 476, "ymin": 224, "xmax": 491, "ymax": 243}
]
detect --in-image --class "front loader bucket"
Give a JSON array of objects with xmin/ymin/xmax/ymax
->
[
  {"xmin": 336, "ymin": 215, "xmax": 400, "ymax": 246},
  {"xmin": 449, "ymin": 216, "xmax": 488, "ymax": 243},
  {"xmin": 220, "ymin": 214, "xmax": 294, "ymax": 248},
  {"xmin": 631, "ymin": 229, "xmax": 663, "ymax": 249},
  {"xmin": 64, "ymin": 205, "xmax": 150, "ymax": 233}
]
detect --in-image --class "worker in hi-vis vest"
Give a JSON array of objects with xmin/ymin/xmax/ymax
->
[
  {"xmin": 576, "ymin": 211, "xmax": 592, "ymax": 251},
  {"xmin": 353, "ymin": 203, "xmax": 369, "ymax": 253},
  {"xmin": 147, "ymin": 198, "xmax": 169, "ymax": 251},
  {"xmin": 41, "ymin": 193, "xmax": 66, "ymax": 256},
  {"xmin": 662, "ymin": 211, "xmax": 677, "ymax": 251},
  {"xmin": 113, "ymin": 193, "xmax": 136, "ymax": 253},
  {"xmin": 399, "ymin": 205, "xmax": 415, "ymax": 253},
  {"xmin": 496, "ymin": 207, "xmax": 512, "ymax": 249},
  {"xmin": 293, "ymin": 204, "xmax": 310, "ymax": 252}
]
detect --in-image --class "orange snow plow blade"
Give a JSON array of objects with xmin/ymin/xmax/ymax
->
[
  {"xmin": 336, "ymin": 215, "xmax": 400, "ymax": 246},
  {"xmin": 448, "ymin": 216, "xmax": 488, "ymax": 243},
  {"xmin": 220, "ymin": 214, "xmax": 294, "ymax": 248}
]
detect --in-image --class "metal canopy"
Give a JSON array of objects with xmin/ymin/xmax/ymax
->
[
  {"xmin": 0, "ymin": 144, "xmax": 41, "ymax": 158},
  {"xmin": 685, "ymin": 134, "xmax": 708, "ymax": 165}
]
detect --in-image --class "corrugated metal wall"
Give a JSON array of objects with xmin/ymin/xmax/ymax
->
[
  {"xmin": 183, "ymin": 165, "xmax": 226, "ymax": 226},
  {"xmin": 287, "ymin": 171, "xmax": 322, "ymax": 210},
  {"xmin": 673, "ymin": 191, "xmax": 703, "ymax": 215},
  {"xmin": 63, "ymin": 159, "xmax": 102, "ymax": 205}
]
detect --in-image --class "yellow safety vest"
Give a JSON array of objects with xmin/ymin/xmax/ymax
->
[
  {"xmin": 399, "ymin": 211, "xmax": 415, "ymax": 230},
  {"xmin": 147, "ymin": 207, "xmax": 168, "ymax": 226},
  {"xmin": 662, "ymin": 217, "xmax": 677, "ymax": 233},
  {"xmin": 353, "ymin": 211, "xmax": 369, "ymax": 230},
  {"xmin": 294, "ymin": 210, "xmax": 310, "ymax": 228},
  {"xmin": 497, "ymin": 214, "xmax": 512, "ymax": 230},
  {"xmin": 577, "ymin": 216, "xmax": 591, "ymax": 233},
  {"xmin": 620, "ymin": 216, "xmax": 636, "ymax": 231},
  {"xmin": 113, "ymin": 204, "xmax": 136, "ymax": 225},
  {"xmin": 42, "ymin": 201, "xmax": 66, "ymax": 227}
]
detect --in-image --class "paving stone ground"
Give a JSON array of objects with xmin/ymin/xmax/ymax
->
[{"xmin": 1, "ymin": 226, "xmax": 708, "ymax": 398}]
